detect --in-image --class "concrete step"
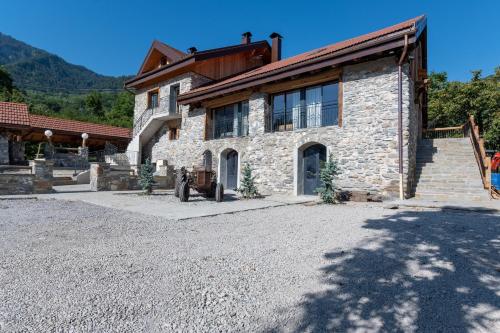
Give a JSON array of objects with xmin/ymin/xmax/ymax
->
[{"xmin": 52, "ymin": 176, "xmax": 77, "ymax": 186}]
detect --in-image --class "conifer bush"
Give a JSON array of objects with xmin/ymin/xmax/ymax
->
[
  {"xmin": 237, "ymin": 163, "xmax": 259, "ymax": 199},
  {"xmin": 315, "ymin": 154, "xmax": 341, "ymax": 204},
  {"xmin": 139, "ymin": 157, "xmax": 155, "ymax": 195}
]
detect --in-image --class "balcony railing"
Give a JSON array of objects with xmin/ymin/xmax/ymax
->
[
  {"xmin": 267, "ymin": 101, "xmax": 338, "ymax": 132},
  {"xmin": 133, "ymin": 96, "xmax": 179, "ymax": 136},
  {"xmin": 211, "ymin": 117, "xmax": 249, "ymax": 139}
]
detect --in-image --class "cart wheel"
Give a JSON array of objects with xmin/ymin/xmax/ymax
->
[
  {"xmin": 207, "ymin": 182, "xmax": 217, "ymax": 198},
  {"xmin": 215, "ymin": 183, "xmax": 224, "ymax": 202},
  {"xmin": 179, "ymin": 181, "xmax": 190, "ymax": 202}
]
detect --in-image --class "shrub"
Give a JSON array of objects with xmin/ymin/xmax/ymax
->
[
  {"xmin": 237, "ymin": 163, "xmax": 259, "ymax": 199},
  {"xmin": 139, "ymin": 157, "xmax": 155, "ymax": 194},
  {"xmin": 315, "ymin": 154, "xmax": 341, "ymax": 204}
]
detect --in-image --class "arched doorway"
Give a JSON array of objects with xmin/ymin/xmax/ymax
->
[
  {"xmin": 202, "ymin": 150, "xmax": 212, "ymax": 171},
  {"xmin": 298, "ymin": 143, "xmax": 326, "ymax": 195},
  {"xmin": 219, "ymin": 149, "xmax": 239, "ymax": 190}
]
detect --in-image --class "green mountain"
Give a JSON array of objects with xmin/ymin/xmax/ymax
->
[{"xmin": 0, "ymin": 32, "xmax": 131, "ymax": 93}]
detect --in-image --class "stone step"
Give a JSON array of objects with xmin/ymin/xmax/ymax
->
[
  {"xmin": 414, "ymin": 193, "xmax": 489, "ymax": 202},
  {"xmin": 52, "ymin": 176, "xmax": 77, "ymax": 186}
]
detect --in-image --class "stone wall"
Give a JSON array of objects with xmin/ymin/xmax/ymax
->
[
  {"xmin": 0, "ymin": 159, "xmax": 53, "ymax": 195},
  {"xmin": 90, "ymin": 163, "xmax": 173, "ymax": 191},
  {"xmin": 0, "ymin": 174, "xmax": 36, "ymax": 195},
  {"xmin": 0, "ymin": 134, "xmax": 9, "ymax": 164},
  {"xmin": 141, "ymin": 57, "xmax": 417, "ymax": 198}
]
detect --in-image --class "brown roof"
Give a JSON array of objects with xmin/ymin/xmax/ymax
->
[
  {"xmin": 137, "ymin": 40, "xmax": 187, "ymax": 75},
  {"xmin": 30, "ymin": 114, "xmax": 131, "ymax": 139},
  {"xmin": 0, "ymin": 101, "xmax": 30, "ymax": 126},
  {"xmin": 125, "ymin": 40, "xmax": 271, "ymax": 87},
  {"xmin": 179, "ymin": 15, "xmax": 426, "ymax": 102}
]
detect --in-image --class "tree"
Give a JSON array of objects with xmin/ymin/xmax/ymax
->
[
  {"xmin": 85, "ymin": 91, "xmax": 104, "ymax": 117},
  {"xmin": 315, "ymin": 154, "xmax": 341, "ymax": 204},
  {"xmin": 139, "ymin": 158, "xmax": 155, "ymax": 195},
  {"xmin": 237, "ymin": 163, "xmax": 259, "ymax": 198},
  {"xmin": 428, "ymin": 67, "xmax": 500, "ymax": 150}
]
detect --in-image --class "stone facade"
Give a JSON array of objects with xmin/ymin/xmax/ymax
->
[{"xmin": 131, "ymin": 57, "xmax": 419, "ymax": 198}]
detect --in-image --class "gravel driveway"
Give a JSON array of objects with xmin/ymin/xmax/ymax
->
[{"xmin": 1, "ymin": 199, "xmax": 499, "ymax": 332}]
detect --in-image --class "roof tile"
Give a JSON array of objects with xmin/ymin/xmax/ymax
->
[
  {"xmin": 0, "ymin": 101, "xmax": 30, "ymax": 126},
  {"xmin": 181, "ymin": 15, "xmax": 424, "ymax": 98}
]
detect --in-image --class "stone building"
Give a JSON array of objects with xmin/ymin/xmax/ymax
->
[{"xmin": 125, "ymin": 16, "xmax": 428, "ymax": 198}]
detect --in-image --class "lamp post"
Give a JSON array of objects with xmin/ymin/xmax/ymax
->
[
  {"xmin": 81, "ymin": 133, "xmax": 89, "ymax": 148},
  {"xmin": 36, "ymin": 129, "xmax": 53, "ymax": 159}
]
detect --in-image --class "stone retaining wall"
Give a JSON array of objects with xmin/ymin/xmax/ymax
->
[
  {"xmin": 90, "ymin": 163, "xmax": 174, "ymax": 191},
  {"xmin": 0, "ymin": 159, "xmax": 53, "ymax": 195}
]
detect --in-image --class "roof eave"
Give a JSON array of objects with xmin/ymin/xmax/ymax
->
[{"xmin": 178, "ymin": 26, "xmax": 423, "ymax": 104}]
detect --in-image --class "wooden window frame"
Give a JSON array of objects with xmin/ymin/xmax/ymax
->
[
  {"xmin": 269, "ymin": 80, "xmax": 341, "ymax": 132},
  {"xmin": 147, "ymin": 88, "xmax": 159, "ymax": 109}
]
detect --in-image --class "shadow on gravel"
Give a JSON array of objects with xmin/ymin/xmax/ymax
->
[{"xmin": 289, "ymin": 206, "xmax": 500, "ymax": 332}]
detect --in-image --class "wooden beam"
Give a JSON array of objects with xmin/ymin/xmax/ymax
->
[
  {"xmin": 259, "ymin": 68, "xmax": 341, "ymax": 94},
  {"xmin": 201, "ymin": 90, "xmax": 252, "ymax": 109}
]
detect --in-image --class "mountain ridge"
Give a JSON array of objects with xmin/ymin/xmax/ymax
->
[{"xmin": 0, "ymin": 32, "xmax": 132, "ymax": 94}]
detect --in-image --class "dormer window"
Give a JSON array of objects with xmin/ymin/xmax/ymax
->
[{"xmin": 160, "ymin": 56, "xmax": 168, "ymax": 67}]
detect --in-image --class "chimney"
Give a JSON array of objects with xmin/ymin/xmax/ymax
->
[
  {"xmin": 241, "ymin": 32, "xmax": 252, "ymax": 44},
  {"xmin": 187, "ymin": 46, "xmax": 197, "ymax": 54},
  {"xmin": 269, "ymin": 32, "xmax": 283, "ymax": 62}
]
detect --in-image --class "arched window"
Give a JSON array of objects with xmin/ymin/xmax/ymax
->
[{"xmin": 202, "ymin": 150, "xmax": 213, "ymax": 171}]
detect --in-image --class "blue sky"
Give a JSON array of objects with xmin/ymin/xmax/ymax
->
[{"xmin": 0, "ymin": 0, "xmax": 498, "ymax": 81}]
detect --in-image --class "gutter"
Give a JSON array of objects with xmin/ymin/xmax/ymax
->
[
  {"xmin": 178, "ymin": 28, "xmax": 418, "ymax": 104},
  {"xmin": 397, "ymin": 34, "xmax": 409, "ymax": 200}
]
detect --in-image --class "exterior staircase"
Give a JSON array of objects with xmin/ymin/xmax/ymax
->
[{"xmin": 414, "ymin": 138, "xmax": 489, "ymax": 202}]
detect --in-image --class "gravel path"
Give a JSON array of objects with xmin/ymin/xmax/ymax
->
[{"xmin": 1, "ymin": 199, "xmax": 499, "ymax": 332}]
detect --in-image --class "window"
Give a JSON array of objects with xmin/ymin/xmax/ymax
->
[
  {"xmin": 148, "ymin": 90, "xmax": 159, "ymax": 109},
  {"xmin": 160, "ymin": 56, "xmax": 168, "ymax": 66},
  {"xmin": 270, "ymin": 82, "xmax": 338, "ymax": 132},
  {"xmin": 212, "ymin": 101, "xmax": 249, "ymax": 139},
  {"xmin": 169, "ymin": 84, "xmax": 180, "ymax": 114},
  {"xmin": 169, "ymin": 127, "xmax": 179, "ymax": 140}
]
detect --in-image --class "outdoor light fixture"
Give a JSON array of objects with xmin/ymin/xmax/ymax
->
[
  {"xmin": 36, "ymin": 129, "xmax": 54, "ymax": 159},
  {"xmin": 81, "ymin": 132, "xmax": 89, "ymax": 148}
]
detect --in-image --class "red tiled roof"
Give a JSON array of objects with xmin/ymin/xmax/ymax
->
[
  {"xmin": 29, "ymin": 114, "xmax": 131, "ymax": 139},
  {"xmin": 0, "ymin": 101, "xmax": 30, "ymax": 126},
  {"xmin": 180, "ymin": 15, "xmax": 425, "ymax": 100}
]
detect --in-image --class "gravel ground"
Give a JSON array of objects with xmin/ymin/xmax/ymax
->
[{"xmin": 1, "ymin": 199, "xmax": 499, "ymax": 332}]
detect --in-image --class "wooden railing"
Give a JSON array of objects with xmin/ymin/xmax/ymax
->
[
  {"xmin": 465, "ymin": 115, "xmax": 491, "ymax": 190},
  {"xmin": 422, "ymin": 125, "xmax": 465, "ymax": 139}
]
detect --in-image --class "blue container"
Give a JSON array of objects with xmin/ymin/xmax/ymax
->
[{"xmin": 492, "ymin": 173, "xmax": 500, "ymax": 189}]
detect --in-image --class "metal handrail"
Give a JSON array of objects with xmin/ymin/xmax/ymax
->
[
  {"xmin": 267, "ymin": 102, "xmax": 339, "ymax": 132},
  {"xmin": 133, "ymin": 96, "xmax": 180, "ymax": 136}
]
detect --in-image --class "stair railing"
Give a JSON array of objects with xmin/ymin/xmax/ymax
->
[
  {"xmin": 422, "ymin": 125, "xmax": 465, "ymax": 139},
  {"xmin": 465, "ymin": 114, "xmax": 491, "ymax": 191}
]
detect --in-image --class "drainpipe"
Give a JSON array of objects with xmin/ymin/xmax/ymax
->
[{"xmin": 397, "ymin": 34, "xmax": 409, "ymax": 200}]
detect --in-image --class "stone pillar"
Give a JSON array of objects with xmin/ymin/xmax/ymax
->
[
  {"xmin": 90, "ymin": 162, "xmax": 107, "ymax": 191},
  {"xmin": 30, "ymin": 158, "xmax": 54, "ymax": 193},
  {"xmin": 0, "ymin": 134, "xmax": 9, "ymax": 164},
  {"xmin": 10, "ymin": 140, "xmax": 26, "ymax": 164},
  {"xmin": 249, "ymin": 92, "xmax": 268, "ymax": 136}
]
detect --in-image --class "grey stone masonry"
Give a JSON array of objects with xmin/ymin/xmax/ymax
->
[
  {"xmin": 0, "ymin": 134, "xmax": 9, "ymax": 164},
  {"xmin": 30, "ymin": 159, "xmax": 54, "ymax": 194},
  {"xmin": 136, "ymin": 56, "xmax": 417, "ymax": 198}
]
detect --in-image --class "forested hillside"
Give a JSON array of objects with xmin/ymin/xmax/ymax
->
[
  {"xmin": 0, "ymin": 32, "xmax": 134, "ymax": 128},
  {"xmin": 0, "ymin": 32, "xmax": 130, "ymax": 93}
]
